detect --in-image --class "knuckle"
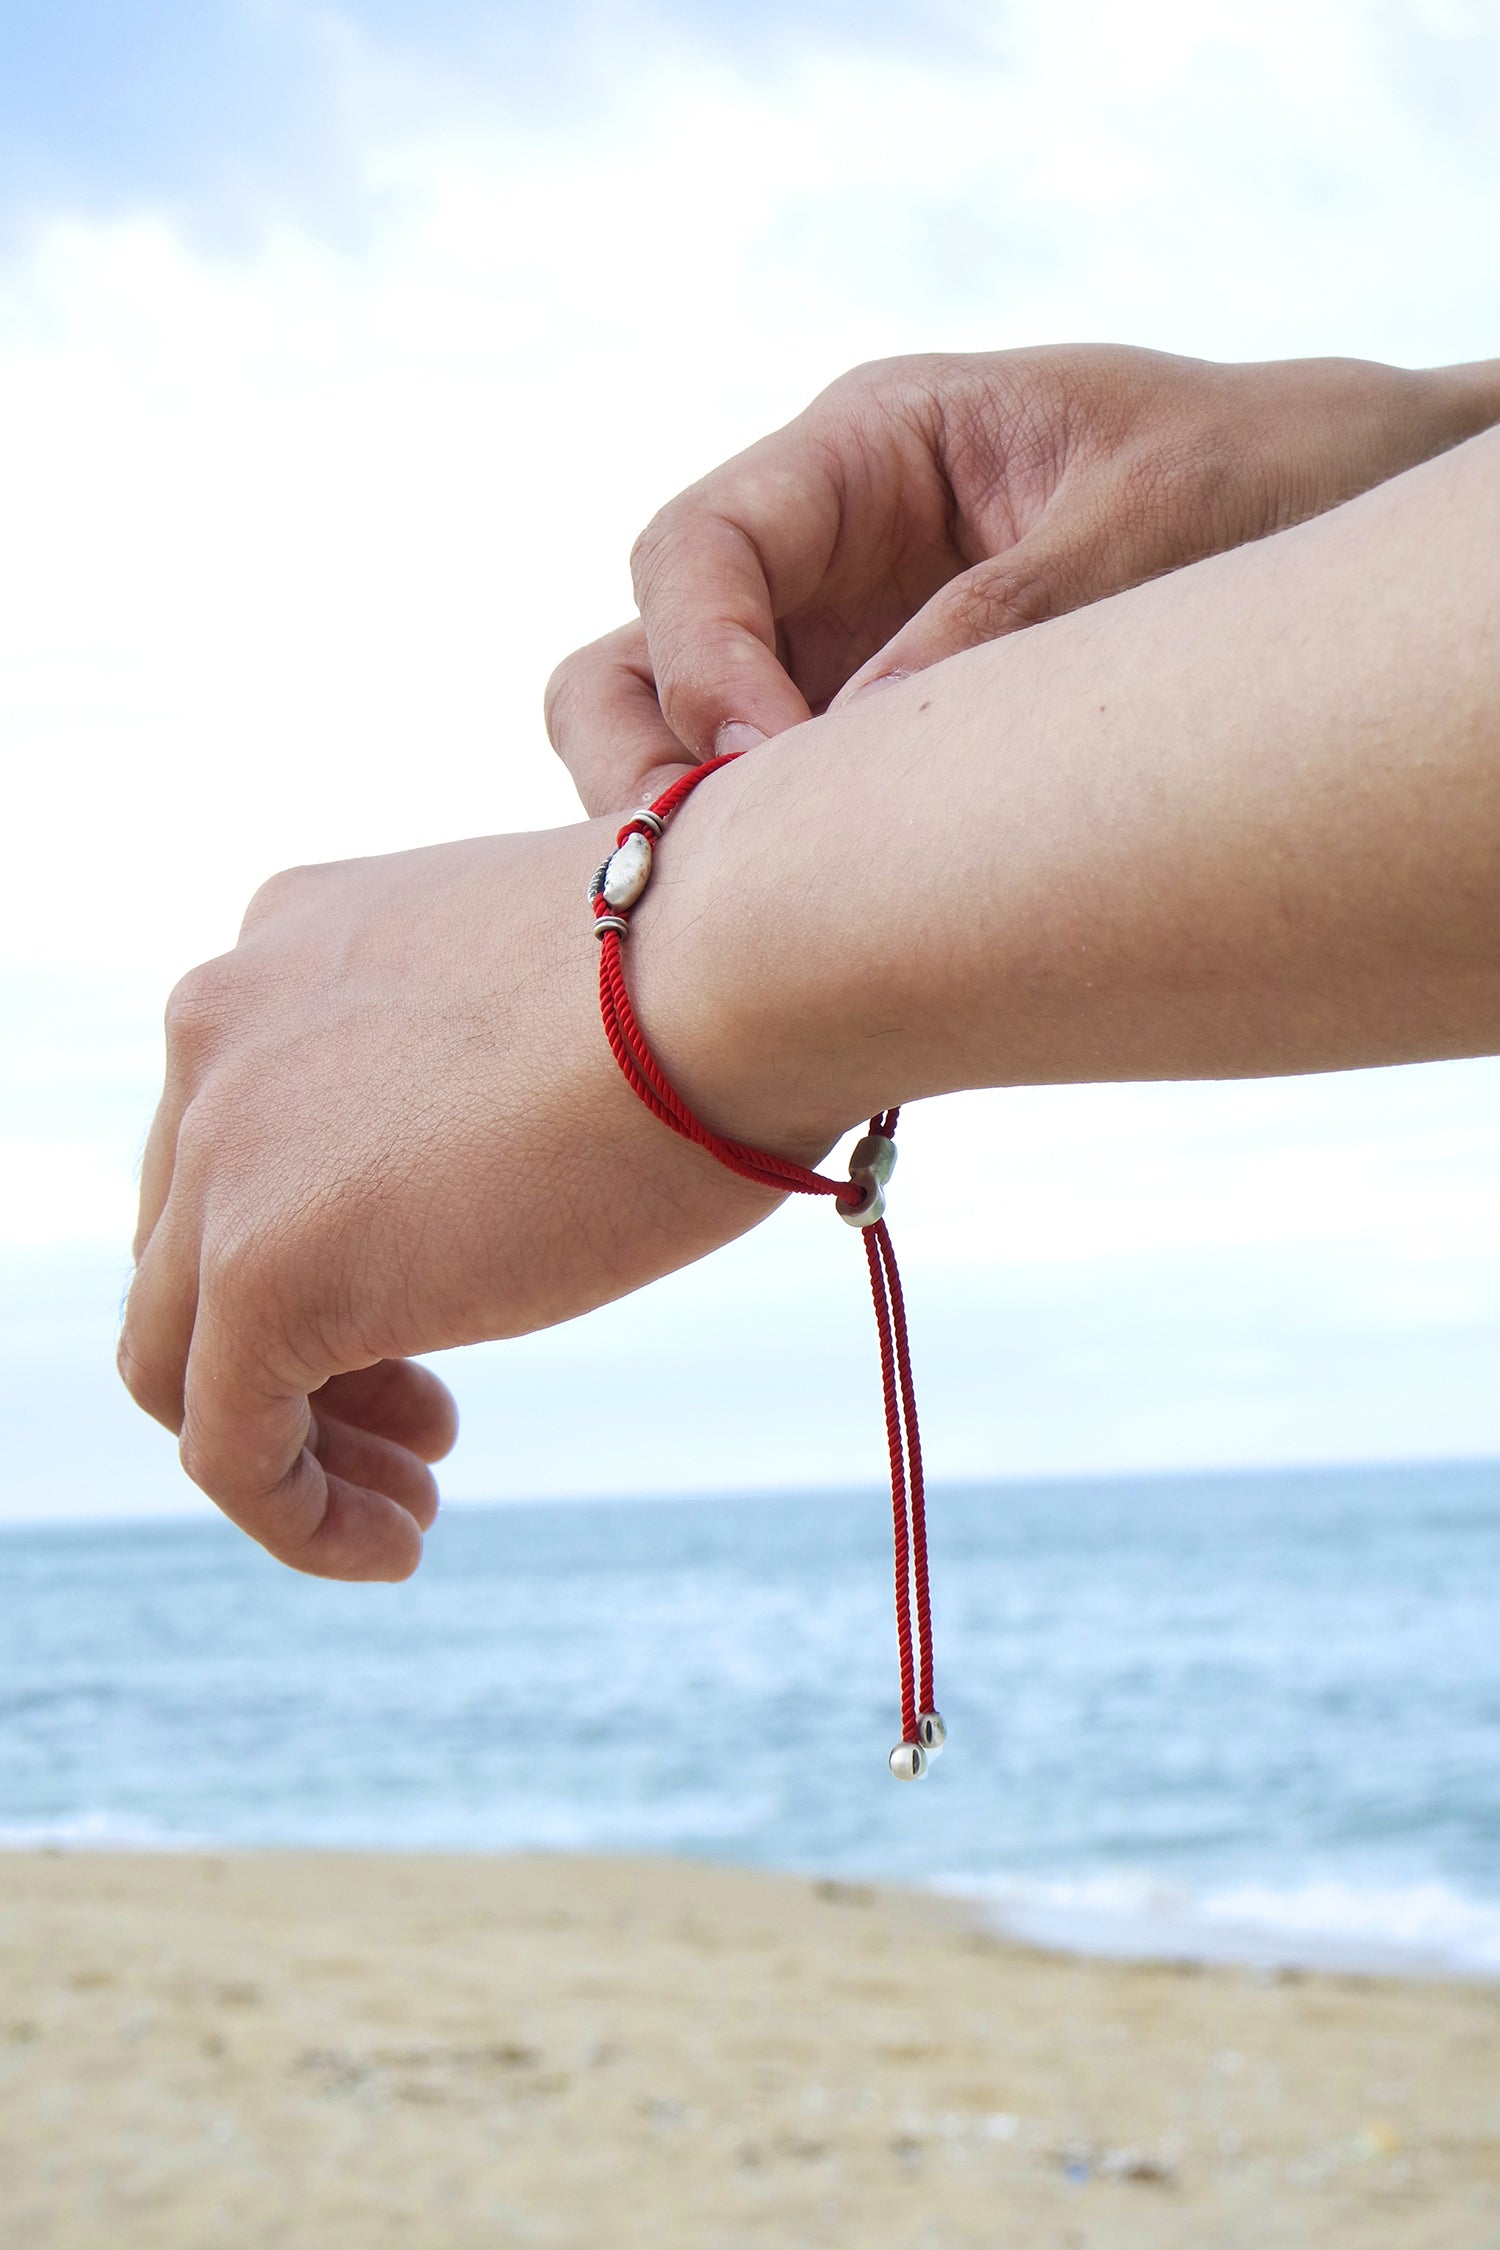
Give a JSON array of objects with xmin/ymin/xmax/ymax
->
[
  {"xmin": 544, "ymin": 626, "xmax": 649, "ymax": 756},
  {"xmin": 175, "ymin": 1424, "xmax": 204, "ymax": 1485},
  {"xmin": 176, "ymin": 1419, "xmax": 221, "ymax": 1494},
  {"xmin": 199, "ymin": 1220, "xmax": 285, "ymax": 1315},
  {"xmin": 819, "ymin": 353, "xmax": 955, "ymax": 433},
  {"xmin": 169, "ymin": 1083, "xmax": 247, "ymax": 1186},
  {"xmin": 116, "ymin": 1329, "xmax": 169, "ymax": 1419},
  {"xmin": 240, "ymin": 862, "xmax": 318, "ymax": 933},
  {"xmin": 115, "ymin": 1326, "xmax": 143, "ymax": 1397},
  {"xmin": 1125, "ymin": 425, "xmax": 1242, "ymax": 543},
  {"xmin": 949, "ymin": 560, "xmax": 1056, "ymax": 640},
  {"xmin": 543, "ymin": 643, "xmax": 605, "ymax": 748},
  {"xmin": 628, "ymin": 501, "xmax": 683, "ymax": 595},
  {"xmin": 163, "ymin": 958, "xmax": 236, "ymax": 1059},
  {"xmin": 542, "ymin": 653, "xmax": 579, "ymax": 750},
  {"xmin": 201, "ymin": 1215, "xmax": 343, "ymax": 1382},
  {"xmin": 822, "ymin": 353, "xmax": 905, "ymax": 402},
  {"xmin": 115, "ymin": 1323, "xmax": 183, "ymax": 1431}
]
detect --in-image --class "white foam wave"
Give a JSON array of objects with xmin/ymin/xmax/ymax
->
[
  {"xmin": 0, "ymin": 1810, "xmax": 201, "ymax": 1851},
  {"xmin": 935, "ymin": 1868, "xmax": 1500, "ymax": 1977}
]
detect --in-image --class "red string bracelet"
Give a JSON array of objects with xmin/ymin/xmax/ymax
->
[{"xmin": 589, "ymin": 754, "xmax": 945, "ymax": 1781}]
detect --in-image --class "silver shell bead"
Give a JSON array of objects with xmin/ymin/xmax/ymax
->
[
  {"xmin": 603, "ymin": 832, "xmax": 654, "ymax": 910},
  {"xmin": 917, "ymin": 1710, "xmax": 947, "ymax": 1756},
  {"xmin": 888, "ymin": 1741, "xmax": 929, "ymax": 1781}
]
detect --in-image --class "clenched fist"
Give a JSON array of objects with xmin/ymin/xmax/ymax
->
[{"xmin": 117, "ymin": 819, "xmax": 805, "ymax": 1581}]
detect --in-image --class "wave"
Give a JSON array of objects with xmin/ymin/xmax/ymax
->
[
  {"xmin": 0, "ymin": 1809, "xmax": 204, "ymax": 1851},
  {"xmin": 933, "ymin": 1868, "xmax": 1500, "ymax": 1978}
]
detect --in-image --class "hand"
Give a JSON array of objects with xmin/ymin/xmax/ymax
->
[
  {"xmin": 119, "ymin": 420, "xmax": 1500, "ymax": 1586},
  {"xmin": 118, "ymin": 407, "xmax": 1500, "ymax": 1585},
  {"xmin": 546, "ymin": 343, "xmax": 1498, "ymax": 812},
  {"xmin": 117, "ymin": 824, "xmax": 804, "ymax": 1581}
]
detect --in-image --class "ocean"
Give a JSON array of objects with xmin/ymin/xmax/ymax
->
[{"xmin": 4, "ymin": 1461, "xmax": 1499, "ymax": 1976}]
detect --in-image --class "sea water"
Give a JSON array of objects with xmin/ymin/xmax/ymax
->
[{"xmin": 4, "ymin": 1462, "xmax": 1499, "ymax": 1974}]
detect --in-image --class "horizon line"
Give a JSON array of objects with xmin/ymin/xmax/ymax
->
[{"xmin": 3, "ymin": 1451, "xmax": 1497, "ymax": 1535}]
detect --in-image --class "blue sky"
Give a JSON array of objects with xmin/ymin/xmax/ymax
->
[
  {"xmin": 2, "ymin": 0, "xmax": 1499, "ymax": 1522},
  {"xmin": 0, "ymin": 0, "xmax": 985, "ymax": 243}
]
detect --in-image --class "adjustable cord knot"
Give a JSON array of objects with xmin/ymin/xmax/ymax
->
[{"xmin": 838, "ymin": 1130, "xmax": 898, "ymax": 1229}]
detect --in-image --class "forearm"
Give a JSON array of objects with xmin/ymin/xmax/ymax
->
[{"xmin": 636, "ymin": 423, "xmax": 1500, "ymax": 1150}]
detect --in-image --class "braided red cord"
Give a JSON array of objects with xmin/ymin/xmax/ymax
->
[
  {"xmin": 593, "ymin": 757, "xmax": 934, "ymax": 1755},
  {"xmin": 868, "ymin": 1190, "xmax": 931, "ymax": 1720},
  {"xmin": 863, "ymin": 1218, "xmax": 917, "ymax": 1744},
  {"xmin": 600, "ymin": 938, "xmax": 851, "ymax": 1199}
]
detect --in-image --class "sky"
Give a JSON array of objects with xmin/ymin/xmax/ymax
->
[{"xmin": 2, "ymin": 0, "xmax": 1499, "ymax": 1523}]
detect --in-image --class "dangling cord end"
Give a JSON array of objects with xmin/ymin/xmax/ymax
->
[
  {"xmin": 857, "ymin": 1154, "xmax": 944, "ymax": 1782},
  {"xmin": 591, "ymin": 768, "xmax": 948, "ymax": 1785}
]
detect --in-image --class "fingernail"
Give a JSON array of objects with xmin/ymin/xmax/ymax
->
[
  {"xmin": 715, "ymin": 721, "xmax": 768, "ymax": 757},
  {"xmin": 827, "ymin": 666, "xmax": 908, "ymax": 711},
  {"xmin": 850, "ymin": 666, "xmax": 908, "ymax": 702}
]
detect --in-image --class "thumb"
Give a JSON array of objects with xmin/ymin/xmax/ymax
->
[{"xmin": 829, "ymin": 531, "xmax": 1088, "ymax": 709}]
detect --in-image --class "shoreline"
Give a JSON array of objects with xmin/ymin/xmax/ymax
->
[
  {"xmin": 4, "ymin": 1848, "xmax": 1499, "ymax": 2246},
  {"xmin": 6, "ymin": 1829, "xmax": 1499, "ymax": 1984},
  {"xmin": 944, "ymin": 1874, "xmax": 1500, "ymax": 1984}
]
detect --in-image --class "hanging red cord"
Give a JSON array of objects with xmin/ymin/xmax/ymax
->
[{"xmin": 589, "ymin": 755, "xmax": 945, "ymax": 1780}]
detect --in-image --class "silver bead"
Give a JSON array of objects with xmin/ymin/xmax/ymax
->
[
  {"xmin": 593, "ymin": 913, "xmax": 629, "ymax": 940},
  {"xmin": 629, "ymin": 807, "xmax": 666, "ymax": 837},
  {"xmin": 603, "ymin": 832, "xmax": 654, "ymax": 910},
  {"xmin": 849, "ymin": 1133, "xmax": 898, "ymax": 1188},
  {"xmin": 838, "ymin": 1132, "xmax": 898, "ymax": 1229},
  {"xmin": 917, "ymin": 1710, "xmax": 947, "ymax": 1756},
  {"xmin": 838, "ymin": 1180, "xmax": 885, "ymax": 1229},
  {"xmin": 888, "ymin": 1741, "xmax": 928, "ymax": 1781}
]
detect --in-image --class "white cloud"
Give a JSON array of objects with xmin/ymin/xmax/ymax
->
[{"xmin": 2, "ymin": 1, "xmax": 1499, "ymax": 1517}]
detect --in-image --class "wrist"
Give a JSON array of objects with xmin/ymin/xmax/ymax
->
[
  {"xmin": 622, "ymin": 739, "xmax": 901, "ymax": 1164},
  {"xmin": 1421, "ymin": 356, "xmax": 1500, "ymax": 448}
]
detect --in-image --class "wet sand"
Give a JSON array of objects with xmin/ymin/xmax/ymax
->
[{"xmin": 2, "ymin": 1849, "xmax": 1498, "ymax": 2247}]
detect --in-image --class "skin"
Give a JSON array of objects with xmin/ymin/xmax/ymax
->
[
  {"xmin": 119, "ymin": 419, "xmax": 1500, "ymax": 1580},
  {"xmin": 544, "ymin": 344, "xmax": 1500, "ymax": 813}
]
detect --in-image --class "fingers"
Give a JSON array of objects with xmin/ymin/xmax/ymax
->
[
  {"xmin": 313, "ymin": 1359, "xmax": 458, "ymax": 1465},
  {"xmin": 631, "ymin": 443, "xmax": 838, "ymax": 759},
  {"xmin": 133, "ymin": 1096, "xmax": 181, "ymax": 1264},
  {"xmin": 631, "ymin": 487, "xmax": 816, "ymax": 759},
  {"xmin": 310, "ymin": 1411, "xmax": 441, "ymax": 1535},
  {"xmin": 545, "ymin": 621, "xmax": 698, "ymax": 816},
  {"xmin": 118, "ymin": 1209, "xmax": 199, "ymax": 1433},
  {"xmin": 830, "ymin": 526, "xmax": 1090, "ymax": 708},
  {"xmin": 552, "ymin": 395, "xmax": 922, "ymax": 804},
  {"xmin": 121, "ymin": 1227, "xmax": 438, "ymax": 1580},
  {"xmin": 178, "ymin": 1300, "xmax": 425, "ymax": 1581},
  {"xmin": 132, "ymin": 965, "xmax": 233, "ymax": 1261}
]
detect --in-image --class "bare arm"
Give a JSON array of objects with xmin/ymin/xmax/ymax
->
[
  {"xmin": 641, "ymin": 421, "xmax": 1500, "ymax": 1146},
  {"xmin": 119, "ymin": 426, "xmax": 1500, "ymax": 1577}
]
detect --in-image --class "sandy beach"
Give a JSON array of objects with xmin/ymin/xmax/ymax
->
[{"xmin": 2, "ymin": 1850, "xmax": 1498, "ymax": 2248}]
